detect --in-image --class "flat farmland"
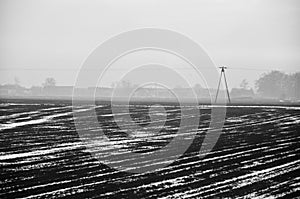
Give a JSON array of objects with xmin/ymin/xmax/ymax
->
[{"xmin": 0, "ymin": 99, "xmax": 299, "ymax": 198}]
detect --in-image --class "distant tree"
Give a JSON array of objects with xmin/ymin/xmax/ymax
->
[
  {"xmin": 111, "ymin": 82, "xmax": 116, "ymax": 88},
  {"xmin": 43, "ymin": 77, "xmax": 56, "ymax": 87},
  {"xmin": 193, "ymin": 83, "xmax": 203, "ymax": 96},
  {"xmin": 193, "ymin": 84, "xmax": 202, "ymax": 90},
  {"xmin": 255, "ymin": 71, "xmax": 286, "ymax": 98},
  {"xmin": 240, "ymin": 79, "xmax": 249, "ymax": 89},
  {"xmin": 256, "ymin": 71, "xmax": 300, "ymax": 100},
  {"xmin": 14, "ymin": 77, "xmax": 20, "ymax": 86},
  {"xmin": 285, "ymin": 72, "xmax": 300, "ymax": 100},
  {"xmin": 295, "ymin": 73, "xmax": 300, "ymax": 99},
  {"xmin": 118, "ymin": 80, "xmax": 131, "ymax": 88}
]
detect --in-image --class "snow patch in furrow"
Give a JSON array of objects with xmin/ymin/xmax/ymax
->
[
  {"xmin": 0, "ymin": 112, "xmax": 71, "ymax": 131},
  {"xmin": 162, "ymin": 159, "xmax": 300, "ymax": 199},
  {"xmin": 208, "ymin": 105, "xmax": 300, "ymax": 110},
  {"xmin": 0, "ymin": 142, "xmax": 83, "ymax": 161},
  {"xmin": 0, "ymin": 111, "xmax": 40, "ymax": 120},
  {"xmin": 0, "ymin": 107, "xmax": 94, "ymax": 131},
  {"xmin": 224, "ymin": 113, "xmax": 295, "ymax": 130},
  {"xmin": 88, "ymin": 143, "xmax": 298, "ymax": 197}
]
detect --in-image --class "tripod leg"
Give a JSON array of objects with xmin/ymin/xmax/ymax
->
[
  {"xmin": 215, "ymin": 72, "xmax": 223, "ymax": 103},
  {"xmin": 223, "ymin": 71, "xmax": 231, "ymax": 103}
]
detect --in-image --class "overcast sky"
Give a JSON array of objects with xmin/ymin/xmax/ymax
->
[{"xmin": 0, "ymin": 0, "xmax": 299, "ymax": 89}]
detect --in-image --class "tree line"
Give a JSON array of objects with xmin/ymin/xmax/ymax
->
[
  {"xmin": 2, "ymin": 71, "xmax": 300, "ymax": 100},
  {"xmin": 255, "ymin": 71, "xmax": 300, "ymax": 100}
]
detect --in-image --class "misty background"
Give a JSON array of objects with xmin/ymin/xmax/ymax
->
[{"xmin": 0, "ymin": 0, "xmax": 299, "ymax": 100}]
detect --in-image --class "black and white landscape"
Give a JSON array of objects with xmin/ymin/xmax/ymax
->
[
  {"xmin": 0, "ymin": 99, "xmax": 300, "ymax": 198},
  {"xmin": 1, "ymin": 0, "xmax": 300, "ymax": 198}
]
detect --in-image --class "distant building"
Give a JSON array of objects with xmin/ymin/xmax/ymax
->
[
  {"xmin": 30, "ymin": 86, "xmax": 43, "ymax": 96},
  {"xmin": 92, "ymin": 87, "xmax": 113, "ymax": 98},
  {"xmin": 0, "ymin": 84, "xmax": 27, "ymax": 96},
  {"xmin": 43, "ymin": 86, "xmax": 73, "ymax": 97},
  {"xmin": 230, "ymin": 88, "xmax": 254, "ymax": 98}
]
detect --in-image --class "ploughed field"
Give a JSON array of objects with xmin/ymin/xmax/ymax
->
[{"xmin": 0, "ymin": 99, "xmax": 299, "ymax": 198}]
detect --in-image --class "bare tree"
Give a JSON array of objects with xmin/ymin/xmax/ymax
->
[
  {"xmin": 43, "ymin": 77, "xmax": 56, "ymax": 87},
  {"xmin": 240, "ymin": 79, "xmax": 249, "ymax": 89},
  {"xmin": 255, "ymin": 71, "xmax": 288, "ymax": 98},
  {"xmin": 14, "ymin": 77, "xmax": 20, "ymax": 86}
]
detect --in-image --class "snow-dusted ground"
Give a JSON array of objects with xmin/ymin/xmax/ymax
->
[{"xmin": 0, "ymin": 100, "xmax": 299, "ymax": 198}]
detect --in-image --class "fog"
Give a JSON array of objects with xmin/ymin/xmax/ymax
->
[{"xmin": 0, "ymin": 0, "xmax": 299, "ymax": 94}]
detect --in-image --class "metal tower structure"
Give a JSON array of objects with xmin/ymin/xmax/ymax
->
[{"xmin": 215, "ymin": 66, "xmax": 231, "ymax": 103}]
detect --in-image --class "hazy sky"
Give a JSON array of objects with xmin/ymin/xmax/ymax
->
[{"xmin": 0, "ymin": 0, "xmax": 299, "ymax": 89}]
